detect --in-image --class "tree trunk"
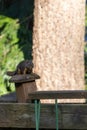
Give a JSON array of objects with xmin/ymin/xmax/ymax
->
[{"xmin": 33, "ymin": 0, "xmax": 85, "ymax": 102}]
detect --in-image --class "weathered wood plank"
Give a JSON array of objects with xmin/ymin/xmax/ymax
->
[
  {"xmin": 9, "ymin": 73, "xmax": 40, "ymax": 83},
  {"xmin": 0, "ymin": 103, "xmax": 87, "ymax": 129},
  {"xmin": 28, "ymin": 90, "xmax": 87, "ymax": 99},
  {"xmin": 15, "ymin": 81, "xmax": 37, "ymax": 103}
]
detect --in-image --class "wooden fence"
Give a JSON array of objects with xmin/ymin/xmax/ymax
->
[{"xmin": 0, "ymin": 92, "xmax": 87, "ymax": 129}]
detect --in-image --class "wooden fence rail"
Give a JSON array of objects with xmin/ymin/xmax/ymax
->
[
  {"xmin": 0, "ymin": 103, "xmax": 87, "ymax": 129},
  {"xmin": 0, "ymin": 92, "xmax": 87, "ymax": 129}
]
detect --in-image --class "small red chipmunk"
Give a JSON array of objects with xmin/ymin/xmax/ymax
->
[{"xmin": 7, "ymin": 60, "xmax": 33, "ymax": 76}]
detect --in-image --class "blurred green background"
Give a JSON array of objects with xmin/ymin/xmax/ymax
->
[
  {"xmin": 0, "ymin": 0, "xmax": 87, "ymax": 95},
  {"xmin": 0, "ymin": 0, "xmax": 34, "ymax": 95}
]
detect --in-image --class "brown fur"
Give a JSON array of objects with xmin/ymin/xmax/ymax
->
[{"xmin": 7, "ymin": 60, "xmax": 33, "ymax": 76}]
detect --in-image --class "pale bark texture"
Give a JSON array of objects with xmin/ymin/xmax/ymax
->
[{"xmin": 33, "ymin": 0, "xmax": 85, "ymax": 102}]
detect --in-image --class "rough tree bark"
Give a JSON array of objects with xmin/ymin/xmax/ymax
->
[{"xmin": 33, "ymin": 0, "xmax": 85, "ymax": 102}]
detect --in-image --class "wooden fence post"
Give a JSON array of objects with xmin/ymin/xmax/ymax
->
[{"xmin": 9, "ymin": 74, "xmax": 40, "ymax": 103}]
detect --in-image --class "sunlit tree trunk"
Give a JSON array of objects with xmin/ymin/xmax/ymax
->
[{"xmin": 33, "ymin": 0, "xmax": 85, "ymax": 102}]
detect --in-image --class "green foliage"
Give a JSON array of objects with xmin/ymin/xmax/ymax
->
[
  {"xmin": 0, "ymin": 15, "xmax": 24, "ymax": 95},
  {"xmin": 0, "ymin": 0, "xmax": 34, "ymax": 95}
]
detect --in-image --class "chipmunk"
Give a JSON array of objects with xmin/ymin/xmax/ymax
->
[{"xmin": 7, "ymin": 60, "xmax": 33, "ymax": 76}]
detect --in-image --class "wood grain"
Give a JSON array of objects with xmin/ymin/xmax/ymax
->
[
  {"xmin": 0, "ymin": 103, "xmax": 87, "ymax": 129},
  {"xmin": 28, "ymin": 90, "xmax": 87, "ymax": 99},
  {"xmin": 0, "ymin": 93, "xmax": 87, "ymax": 129},
  {"xmin": 9, "ymin": 73, "xmax": 40, "ymax": 83},
  {"xmin": 15, "ymin": 81, "xmax": 37, "ymax": 103}
]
